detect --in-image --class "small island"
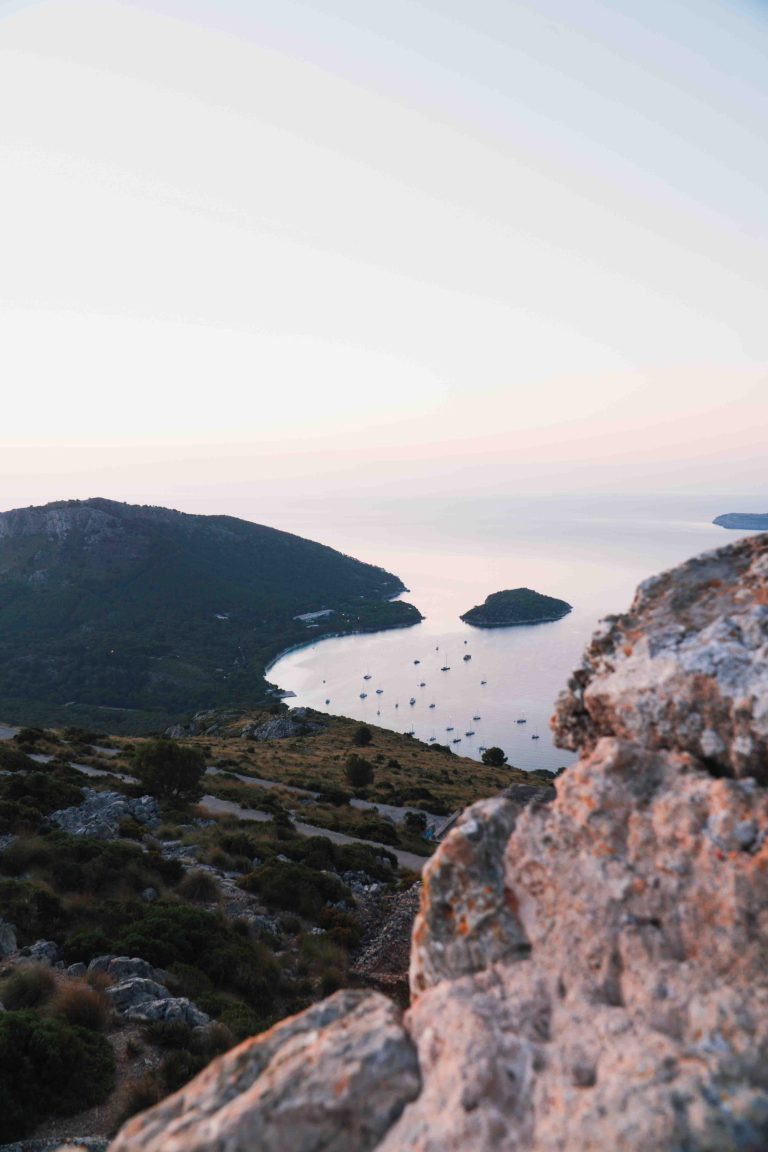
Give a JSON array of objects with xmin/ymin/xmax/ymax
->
[
  {"xmin": 713, "ymin": 512, "xmax": 768, "ymax": 531},
  {"xmin": 460, "ymin": 587, "xmax": 572, "ymax": 628}
]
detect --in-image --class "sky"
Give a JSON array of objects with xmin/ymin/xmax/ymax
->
[{"xmin": 1, "ymin": 0, "xmax": 767, "ymax": 511}]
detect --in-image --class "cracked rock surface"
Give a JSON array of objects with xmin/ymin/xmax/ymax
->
[{"xmin": 110, "ymin": 533, "xmax": 768, "ymax": 1152}]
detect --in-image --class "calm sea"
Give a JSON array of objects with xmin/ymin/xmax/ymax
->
[{"xmin": 264, "ymin": 493, "xmax": 761, "ymax": 773}]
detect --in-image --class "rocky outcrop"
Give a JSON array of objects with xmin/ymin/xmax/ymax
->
[
  {"xmin": 0, "ymin": 917, "xmax": 17, "ymax": 957},
  {"xmin": 110, "ymin": 990, "xmax": 420, "ymax": 1152},
  {"xmin": 240, "ymin": 709, "xmax": 325, "ymax": 741},
  {"xmin": 109, "ymin": 533, "xmax": 768, "ymax": 1152},
  {"xmin": 50, "ymin": 790, "xmax": 161, "ymax": 839},
  {"xmin": 553, "ymin": 532, "xmax": 768, "ymax": 783}
]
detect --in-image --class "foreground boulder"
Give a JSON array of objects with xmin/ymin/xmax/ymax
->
[
  {"xmin": 110, "ymin": 533, "xmax": 768, "ymax": 1151},
  {"xmin": 553, "ymin": 532, "xmax": 768, "ymax": 782},
  {"xmin": 110, "ymin": 989, "xmax": 419, "ymax": 1152}
]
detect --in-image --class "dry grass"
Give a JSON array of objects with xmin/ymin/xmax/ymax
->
[
  {"xmin": 0, "ymin": 962, "xmax": 56, "ymax": 1009},
  {"xmin": 53, "ymin": 980, "xmax": 112, "ymax": 1031}
]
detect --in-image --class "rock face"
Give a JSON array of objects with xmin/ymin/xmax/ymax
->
[
  {"xmin": 110, "ymin": 990, "xmax": 420, "ymax": 1152},
  {"xmin": 50, "ymin": 790, "xmax": 161, "ymax": 839},
  {"xmin": 553, "ymin": 532, "xmax": 768, "ymax": 784},
  {"xmin": 110, "ymin": 533, "xmax": 768, "ymax": 1152}
]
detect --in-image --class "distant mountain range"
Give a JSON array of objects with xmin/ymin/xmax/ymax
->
[
  {"xmin": 0, "ymin": 499, "xmax": 421, "ymax": 732},
  {"xmin": 713, "ymin": 512, "xmax": 768, "ymax": 531}
]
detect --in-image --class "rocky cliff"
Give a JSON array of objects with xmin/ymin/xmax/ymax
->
[{"xmin": 109, "ymin": 533, "xmax": 768, "ymax": 1152}]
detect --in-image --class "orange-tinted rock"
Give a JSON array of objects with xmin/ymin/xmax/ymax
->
[{"xmin": 553, "ymin": 532, "xmax": 768, "ymax": 782}]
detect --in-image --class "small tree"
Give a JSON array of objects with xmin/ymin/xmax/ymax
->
[
  {"xmin": 481, "ymin": 746, "xmax": 508, "ymax": 767},
  {"xmin": 344, "ymin": 754, "xmax": 374, "ymax": 789},
  {"xmin": 351, "ymin": 725, "xmax": 373, "ymax": 747},
  {"xmin": 404, "ymin": 810, "xmax": 427, "ymax": 834},
  {"xmin": 133, "ymin": 738, "xmax": 206, "ymax": 803}
]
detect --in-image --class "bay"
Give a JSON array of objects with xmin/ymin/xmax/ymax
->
[{"xmin": 265, "ymin": 492, "xmax": 759, "ymax": 773}]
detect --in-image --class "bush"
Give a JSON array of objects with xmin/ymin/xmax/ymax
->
[
  {"xmin": 177, "ymin": 870, "xmax": 220, "ymax": 904},
  {"xmin": 351, "ymin": 725, "xmax": 373, "ymax": 747},
  {"xmin": 62, "ymin": 928, "xmax": 111, "ymax": 965},
  {"xmin": 160, "ymin": 1049, "xmax": 207, "ymax": 1092},
  {"xmin": 142, "ymin": 1019, "xmax": 194, "ymax": 1050},
  {"xmin": 114, "ymin": 1073, "xmax": 163, "ymax": 1128},
  {"xmin": 344, "ymin": 754, "xmax": 374, "ymax": 789},
  {"xmin": 53, "ymin": 981, "xmax": 111, "ymax": 1031},
  {"xmin": 481, "ymin": 746, "xmax": 508, "ymax": 767},
  {"xmin": 132, "ymin": 738, "xmax": 206, "ymax": 804},
  {"xmin": 0, "ymin": 878, "xmax": 62, "ymax": 943},
  {"xmin": 404, "ymin": 810, "xmax": 428, "ymax": 834},
  {"xmin": 0, "ymin": 1010, "xmax": 115, "ymax": 1141},
  {"xmin": 240, "ymin": 860, "xmax": 350, "ymax": 921},
  {"xmin": 0, "ymin": 962, "xmax": 56, "ymax": 1010},
  {"xmin": 0, "ymin": 744, "xmax": 37, "ymax": 772}
]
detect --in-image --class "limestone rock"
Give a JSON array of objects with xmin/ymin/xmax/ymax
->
[
  {"xmin": 105, "ymin": 977, "xmax": 172, "ymax": 1012},
  {"xmin": 0, "ymin": 917, "xmax": 17, "ymax": 957},
  {"xmin": 383, "ymin": 737, "xmax": 768, "ymax": 1150},
  {"xmin": 89, "ymin": 956, "xmax": 157, "ymax": 982},
  {"xmin": 50, "ymin": 790, "xmax": 161, "ymax": 839},
  {"xmin": 410, "ymin": 797, "xmax": 530, "ymax": 994},
  {"xmin": 21, "ymin": 939, "xmax": 59, "ymax": 964},
  {"xmin": 553, "ymin": 532, "xmax": 768, "ymax": 782},
  {"xmin": 123, "ymin": 996, "xmax": 209, "ymax": 1028},
  {"xmin": 240, "ymin": 709, "xmax": 324, "ymax": 741},
  {"xmin": 110, "ymin": 989, "xmax": 419, "ymax": 1152}
]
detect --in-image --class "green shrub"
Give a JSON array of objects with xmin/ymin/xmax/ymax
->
[
  {"xmin": 333, "ymin": 841, "xmax": 397, "ymax": 879},
  {"xmin": 0, "ymin": 1010, "xmax": 115, "ymax": 1141},
  {"xmin": 160, "ymin": 1049, "xmax": 207, "ymax": 1092},
  {"xmin": 344, "ymin": 754, "xmax": 374, "ymax": 788},
  {"xmin": 177, "ymin": 869, "xmax": 220, "ymax": 904},
  {"xmin": 239, "ymin": 860, "xmax": 349, "ymax": 921},
  {"xmin": 0, "ymin": 878, "xmax": 62, "ymax": 943},
  {"xmin": 61, "ymin": 928, "xmax": 111, "ymax": 965},
  {"xmin": 142, "ymin": 1019, "xmax": 194, "ymax": 1050},
  {"xmin": 132, "ymin": 738, "xmax": 206, "ymax": 804},
  {"xmin": 351, "ymin": 724, "xmax": 373, "ymax": 747},
  {"xmin": 0, "ymin": 744, "xmax": 37, "ymax": 772},
  {"xmin": 0, "ymin": 962, "xmax": 56, "ymax": 1010}
]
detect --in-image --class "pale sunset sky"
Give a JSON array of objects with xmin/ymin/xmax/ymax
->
[{"xmin": 1, "ymin": 0, "xmax": 767, "ymax": 510}]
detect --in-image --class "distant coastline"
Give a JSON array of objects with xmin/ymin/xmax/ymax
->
[{"xmin": 713, "ymin": 512, "xmax": 768, "ymax": 531}]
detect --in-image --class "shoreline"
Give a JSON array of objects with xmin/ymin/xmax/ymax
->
[
  {"xmin": 263, "ymin": 618, "xmax": 422, "ymax": 682},
  {"xmin": 461, "ymin": 610, "xmax": 572, "ymax": 628}
]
